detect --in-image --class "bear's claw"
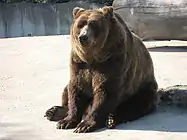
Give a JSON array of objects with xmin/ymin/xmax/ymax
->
[
  {"xmin": 74, "ymin": 120, "xmax": 96, "ymax": 133},
  {"xmin": 56, "ymin": 118, "xmax": 78, "ymax": 129},
  {"xmin": 106, "ymin": 113, "xmax": 115, "ymax": 129}
]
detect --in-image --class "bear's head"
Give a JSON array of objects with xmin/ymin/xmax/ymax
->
[{"xmin": 70, "ymin": 6, "xmax": 115, "ymax": 63}]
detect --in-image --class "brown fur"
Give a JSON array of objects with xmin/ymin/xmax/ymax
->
[{"xmin": 44, "ymin": 6, "xmax": 158, "ymax": 133}]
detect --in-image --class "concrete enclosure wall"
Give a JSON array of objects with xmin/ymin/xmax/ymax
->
[{"xmin": 0, "ymin": 2, "xmax": 101, "ymax": 38}]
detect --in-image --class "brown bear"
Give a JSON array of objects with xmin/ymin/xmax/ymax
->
[{"xmin": 44, "ymin": 6, "xmax": 158, "ymax": 133}]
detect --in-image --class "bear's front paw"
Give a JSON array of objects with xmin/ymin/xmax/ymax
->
[
  {"xmin": 44, "ymin": 106, "xmax": 68, "ymax": 121},
  {"xmin": 56, "ymin": 117, "xmax": 78, "ymax": 129},
  {"xmin": 74, "ymin": 119, "xmax": 96, "ymax": 133}
]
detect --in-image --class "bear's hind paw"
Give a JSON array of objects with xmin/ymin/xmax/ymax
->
[{"xmin": 44, "ymin": 106, "xmax": 68, "ymax": 122}]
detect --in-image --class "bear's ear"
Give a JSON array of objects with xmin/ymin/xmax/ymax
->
[
  {"xmin": 72, "ymin": 7, "xmax": 85, "ymax": 19},
  {"xmin": 100, "ymin": 6, "xmax": 114, "ymax": 19}
]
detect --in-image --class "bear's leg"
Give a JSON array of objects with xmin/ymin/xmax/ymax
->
[
  {"xmin": 56, "ymin": 81, "xmax": 91, "ymax": 130},
  {"xmin": 44, "ymin": 84, "xmax": 69, "ymax": 121},
  {"xmin": 74, "ymin": 77, "xmax": 121, "ymax": 133},
  {"xmin": 107, "ymin": 82, "xmax": 158, "ymax": 128},
  {"xmin": 74, "ymin": 94, "xmax": 119, "ymax": 133}
]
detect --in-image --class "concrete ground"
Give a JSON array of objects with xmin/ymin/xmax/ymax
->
[{"xmin": 0, "ymin": 35, "xmax": 187, "ymax": 140}]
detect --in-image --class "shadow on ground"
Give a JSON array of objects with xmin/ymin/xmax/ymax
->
[
  {"xmin": 148, "ymin": 46, "xmax": 187, "ymax": 52},
  {"xmin": 94, "ymin": 107, "xmax": 187, "ymax": 133}
]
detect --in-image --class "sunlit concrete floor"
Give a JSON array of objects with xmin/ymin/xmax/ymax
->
[{"xmin": 0, "ymin": 36, "xmax": 187, "ymax": 140}]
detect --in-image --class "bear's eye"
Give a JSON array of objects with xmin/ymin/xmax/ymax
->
[
  {"xmin": 77, "ymin": 20, "xmax": 87, "ymax": 28},
  {"xmin": 89, "ymin": 21, "xmax": 99, "ymax": 29}
]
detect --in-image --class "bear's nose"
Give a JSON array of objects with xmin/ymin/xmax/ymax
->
[{"xmin": 79, "ymin": 35, "xmax": 88, "ymax": 43}]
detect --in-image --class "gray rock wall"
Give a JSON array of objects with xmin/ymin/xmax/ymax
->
[
  {"xmin": 0, "ymin": 2, "xmax": 101, "ymax": 38},
  {"xmin": 113, "ymin": 0, "xmax": 187, "ymax": 41}
]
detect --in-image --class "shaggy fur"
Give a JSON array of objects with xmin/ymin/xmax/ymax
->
[{"xmin": 44, "ymin": 6, "xmax": 158, "ymax": 133}]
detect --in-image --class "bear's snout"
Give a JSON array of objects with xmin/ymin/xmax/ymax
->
[
  {"xmin": 78, "ymin": 25, "xmax": 92, "ymax": 46},
  {"xmin": 79, "ymin": 34, "xmax": 88, "ymax": 44}
]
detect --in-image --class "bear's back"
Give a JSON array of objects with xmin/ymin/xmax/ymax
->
[{"xmin": 113, "ymin": 12, "xmax": 157, "ymax": 95}]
